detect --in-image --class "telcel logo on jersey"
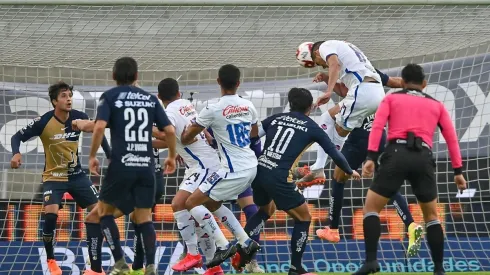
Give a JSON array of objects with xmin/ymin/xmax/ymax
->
[
  {"xmin": 126, "ymin": 92, "xmax": 151, "ymax": 101},
  {"xmin": 222, "ymin": 105, "xmax": 249, "ymax": 119}
]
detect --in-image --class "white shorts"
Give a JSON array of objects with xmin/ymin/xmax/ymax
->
[
  {"xmin": 336, "ymin": 82, "xmax": 385, "ymax": 131},
  {"xmin": 199, "ymin": 167, "xmax": 257, "ymax": 202},
  {"xmin": 179, "ymin": 166, "xmax": 219, "ymax": 193}
]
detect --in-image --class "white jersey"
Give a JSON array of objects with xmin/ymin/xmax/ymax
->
[
  {"xmin": 319, "ymin": 40, "xmax": 381, "ymax": 91},
  {"xmin": 165, "ymin": 99, "xmax": 219, "ymax": 171},
  {"xmin": 196, "ymin": 94, "xmax": 258, "ymax": 173}
]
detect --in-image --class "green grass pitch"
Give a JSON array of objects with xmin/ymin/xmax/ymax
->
[{"xmin": 247, "ymin": 273, "xmax": 490, "ymax": 275}]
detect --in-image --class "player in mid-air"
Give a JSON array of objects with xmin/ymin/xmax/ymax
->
[
  {"xmin": 238, "ymin": 87, "xmax": 360, "ymax": 275},
  {"xmin": 10, "ymin": 81, "xmax": 111, "ymax": 275},
  {"xmin": 181, "ymin": 64, "xmax": 261, "ymax": 268},
  {"xmin": 88, "ymin": 57, "xmax": 177, "ymax": 275},
  {"xmin": 292, "ymin": 67, "xmax": 424, "ymax": 256}
]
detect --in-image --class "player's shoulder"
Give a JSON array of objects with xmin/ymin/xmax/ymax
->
[
  {"xmin": 70, "ymin": 109, "xmax": 89, "ymax": 120},
  {"xmin": 38, "ymin": 110, "xmax": 55, "ymax": 124}
]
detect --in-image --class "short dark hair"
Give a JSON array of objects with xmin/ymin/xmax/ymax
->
[
  {"xmin": 310, "ymin": 41, "xmax": 325, "ymax": 60},
  {"xmin": 113, "ymin": 57, "xmax": 138, "ymax": 85},
  {"xmin": 401, "ymin": 63, "xmax": 425, "ymax": 85},
  {"xmin": 218, "ymin": 64, "xmax": 240, "ymax": 90},
  {"xmin": 48, "ymin": 81, "xmax": 73, "ymax": 106},
  {"xmin": 288, "ymin": 88, "xmax": 313, "ymax": 113},
  {"xmin": 158, "ymin": 78, "xmax": 180, "ymax": 101}
]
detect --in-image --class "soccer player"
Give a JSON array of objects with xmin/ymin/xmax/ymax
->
[
  {"xmin": 72, "ymin": 118, "xmax": 166, "ymax": 275},
  {"xmin": 240, "ymin": 87, "xmax": 359, "ymax": 275},
  {"xmin": 88, "ymin": 57, "xmax": 177, "ymax": 275},
  {"xmin": 10, "ymin": 81, "xmax": 111, "ymax": 275},
  {"xmin": 356, "ymin": 64, "xmax": 467, "ymax": 275},
  {"xmin": 294, "ymin": 70, "xmax": 423, "ymax": 256},
  {"xmin": 295, "ymin": 40, "xmax": 385, "ymax": 185},
  {"xmin": 155, "ymin": 78, "xmax": 222, "ymax": 274},
  {"xmin": 181, "ymin": 64, "xmax": 261, "ymax": 268}
]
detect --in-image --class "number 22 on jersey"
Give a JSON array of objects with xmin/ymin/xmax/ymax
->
[{"xmin": 124, "ymin": 107, "xmax": 149, "ymax": 152}]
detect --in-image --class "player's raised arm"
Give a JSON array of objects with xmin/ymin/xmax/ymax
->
[
  {"xmin": 73, "ymin": 116, "xmax": 112, "ymax": 159},
  {"xmin": 311, "ymin": 41, "xmax": 342, "ymax": 106},
  {"xmin": 10, "ymin": 116, "xmax": 44, "ymax": 169},
  {"xmin": 182, "ymin": 105, "xmax": 212, "ymax": 145}
]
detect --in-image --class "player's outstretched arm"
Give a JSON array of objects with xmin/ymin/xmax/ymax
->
[
  {"xmin": 314, "ymin": 127, "xmax": 355, "ymax": 177},
  {"xmin": 10, "ymin": 133, "xmax": 23, "ymax": 169},
  {"xmin": 88, "ymin": 120, "xmax": 107, "ymax": 176},
  {"xmin": 181, "ymin": 123, "xmax": 203, "ymax": 145},
  {"xmin": 10, "ymin": 117, "xmax": 43, "ymax": 169},
  {"xmin": 153, "ymin": 139, "xmax": 168, "ymax": 149},
  {"xmin": 72, "ymin": 119, "xmax": 95, "ymax": 132}
]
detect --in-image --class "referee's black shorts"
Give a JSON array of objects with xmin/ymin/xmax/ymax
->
[{"xmin": 369, "ymin": 143, "xmax": 437, "ymax": 203}]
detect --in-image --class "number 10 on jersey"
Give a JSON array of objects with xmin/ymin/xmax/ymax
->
[{"xmin": 226, "ymin": 122, "xmax": 251, "ymax": 148}]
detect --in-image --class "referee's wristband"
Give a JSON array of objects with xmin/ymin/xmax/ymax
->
[
  {"xmin": 366, "ymin": 151, "xmax": 379, "ymax": 162},
  {"xmin": 453, "ymin": 167, "xmax": 463, "ymax": 176}
]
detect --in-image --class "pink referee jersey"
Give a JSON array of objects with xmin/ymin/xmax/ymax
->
[{"xmin": 368, "ymin": 89, "xmax": 463, "ymax": 172}]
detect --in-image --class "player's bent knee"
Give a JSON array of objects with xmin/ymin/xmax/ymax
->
[
  {"xmin": 44, "ymin": 204, "xmax": 59, "ymax": 214},
  {"xmin": 204, "ymin": 200, "xmax": 222, "ymax": 212},
  {"xmin": 333, "ymin": 166, "xmax": 348, "ymax": 183},
  {"xmin": 172, "ymin": 190, "xmax": 191, "ymax": 212},
  {"xmin": 86, "ymin": 203, "xmax": 97, "ymax": 212},
  {"xmin": 85, "ymin": 207, "xmax": 100, "ymax": 223},
  {"xmin": 363, "ymin": 190, "xmax": 390, "ymax": 214},
  {"xmin": 334, "ymin": 123, "xmax": 350, "ymax": 137},
  {"xmin": 132, "ymin": 208, "xmax": 152, "ymax": 224},
  {"xmin": 259, "ymin": 202, "xmax": 276, "ymax": 217}
]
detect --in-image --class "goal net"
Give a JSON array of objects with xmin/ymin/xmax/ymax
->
[{"xmin": 1, "ymin": 2, "xmax": 490, "ymax": 274}]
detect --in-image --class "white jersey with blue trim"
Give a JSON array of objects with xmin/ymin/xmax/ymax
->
[
  {"xmin": 319, "ymin": 40, "xmax": 381, "ymax": 91},
  {"xmin": 196, "ymin": 94, "xmax": 258, "ymax": 173},
  {"xmin": 165, "ymin": 99, "xmax": 219, "ymax": 171}
]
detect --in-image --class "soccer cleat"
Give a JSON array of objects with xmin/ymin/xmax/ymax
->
[
  {"xmin": 108, "ymin": 258, "xmax": 131, "ymax": 275},
  {"xmin": 203, "ymin": 266, "xmax": 225, "ymax": 275},
  {"xmin": 433, "ymin": 271, "xmax": 446, "ymax": 275},
  {"xmin": 292, "ymin": 165, "xmax": 311, "ymax": 179},
  {"xmin": 407, "ymin": 223, "xmax": 424, "ymax": 257},
  {"xmin": 316, "ymin": 226, "xmax": 340, "ymax": 243},
  {"xmin": 288, "ymin": 267, "xmax": 317, "ymax": 275},
  {"xmin": 206, "ymin": 245, "xmax": 237, "ymax": 268},
  {"xmin": 295, "ymin": 169, "xmax": 326, "ymax": 188},
  {"xmin": 172, "ymin": 253, "xmax": 203, "ymax": 271},
  {"xmin": 47, "ymin": 259, "xmax": 62, "ymax": 275},
  {"xmin": 231, "ymin": 240, "xmax": 261, "ymax": 271},
  {"xmin": 83, "ymin": 269, "xmax": 106, "ymax": 275},
  {"xmin": 143, "ymin": 264, "xmax": 156, "ymax": 275},
  {"xmin": 128, "ymin": 269, "xmax": 144, "ymax": 275},
  {"xmin": 352, "ymin": 261, "xmax": 380, "ymax": 275},
  {"xmin": 245, "ymin": 259, "xmax": 265, "ymax": 273}
]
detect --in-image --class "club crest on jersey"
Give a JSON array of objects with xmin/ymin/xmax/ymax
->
[
  {"xmin": 179, "ymin": 105, "xmax": 196, "ymax": 116},
  {"xmin": 222, "ymin": 105, "xmax": 250, "ymax": 119}
]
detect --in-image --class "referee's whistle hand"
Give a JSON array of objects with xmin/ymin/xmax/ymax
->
[
  {"xmin": 362, "ymin": 160, "xmax": 375, "ymax": 178},
  {"xmin": 454, "ymin": 174, "xmax": 467, "ymax": 193}
]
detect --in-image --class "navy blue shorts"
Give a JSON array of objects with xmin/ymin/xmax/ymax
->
[
  {"xmin": 252, "ymin": 169, "xmax": 305, "ymax": 211},
  {"xmin": 42, "ymin": 175, "xmax": 98, "ymax": 209},
  {"xmin": 99, "ymin": 164, "xmax": 156, "ymax": 215},
  {"xmin": 117, "ymin": 171, "xmax": 164, "ymax": 215},
  {"xmin": 342, "ymin": 129, "xmax": 387, "ymax": 170}
]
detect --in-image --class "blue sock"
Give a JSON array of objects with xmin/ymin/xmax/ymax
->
[
  {"xmin": 329, "ymin": 179, "xmax": 345, "ymax": 229},
  {"xmin": 290, "ymin": 220, "xmax": 310, "ymax": 270},
  {"xmin": 138, "ymin": 221, "xmax": 157, "ymax": 266},
  {"xmin": 244, "ymin": 209, "xmax": 270, "ymax": 241},
  {"xmin": 85, "ymin": 222, "xmax": 103, "ymax": 272},
  {"xmin": 243, "ymin": 204, "xmax": 260, "ymax": 243},
  {"xmin": 43, "ymin": 213, "xmax": 58, "ymax": 260},
  {"xmin": 131, "ymin": 222, "xmax": 145, "ymax": 270},
  {"xmin": 390, "ymin": 192, "xmax": 414, "ymax": 228},
  {"xmin": 100, "ymin": 215, "xmax": 124, "ymax": 262}
]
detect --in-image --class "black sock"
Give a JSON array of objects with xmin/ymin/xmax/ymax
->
[
  {"xmin": 290, "ymin": 220, "xmax": 310, "ymax": 270},
  {"xmin": 329, "ymin": 179, "xmax": 345, "ymax": 229},
  {"xmin": 390, "ymin": 192, "xmax": 414, "ymax": 228},
  {"xmin": 100, "ymin": 215, "xmax": 124, "ymax": 261},
  {"xmin": 139, "ymin": 221, "xmax": 157, "ymax": 266},
  {"xmin": 363, "ymin": 213, "xmax": 381, "ymax": 262},
  {"xmin": 85, "ymin": 222, "xmax": 103, "ymax": 272},
  {"xmin": 244, "ymin": 209, "xmax": 270, "ymax": 241},
  {"xmin": 426, "ymin": 220, "xmax": 444, "ymax": 272},
  {"xmin": 132, "ymin": 222, "xmax": 145, "ymax": 270},
  {"xmin": 43, "ymin": 213, "xmax": 58, "ymax": 260}
]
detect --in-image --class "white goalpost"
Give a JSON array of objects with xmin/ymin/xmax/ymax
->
[{"xmin": 0, "ymin": 1, "xmax": 490, "ymax": 274}]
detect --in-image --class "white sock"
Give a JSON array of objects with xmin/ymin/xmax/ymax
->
[
  {"xmin": 310, "ymin": 113, "xmax": 347, "ymax": 171},
  {"xmin": 196, "ymin": 224, "xmax": 216, "ymax": 263},
  {"xmin": 174, "ymin": 210, "xmax": 199, "ymax": 255},
  {"xmin": 213, "ymin": 205, "xmax": 250, "ymax": 246},
  {"xmin": 190, "ymin": 205, "xmax": 229, "ymax": 250}
]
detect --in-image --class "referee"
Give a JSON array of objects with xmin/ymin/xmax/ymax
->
[{"xmin": 355, "ymin": 64, "xmax": 467, "ymax": 275}]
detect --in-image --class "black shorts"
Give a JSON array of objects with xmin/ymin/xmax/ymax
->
[
  {"xmin": 42, "ymin": 175, "xmax": 98, "ymax": 209},
  {"xmin": 117, "ymin": 171, "xmax": 164, "ymax": 215},
  {"xmin": 252, "ymin": 169, "xmax": 305, "ymax": 211},
  {"xmin": 99, "ymin": 164, "xmax": 156, "ymax": 215},
  {"xmin": 369, "ymin": 144, "xmax": 437, "ymax": 203},
  {"xmin": 343, "ymin": 128, "xmax": 387, "ymax": 170}
]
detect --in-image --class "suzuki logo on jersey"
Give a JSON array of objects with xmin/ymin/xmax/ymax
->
[
  {"xmin": 126, "ymin": 92, "xmax": 151, "ymax": 101},
  {"xmin": 179, "ymin": 105, "xmax": 196, "ymax": 116},
  {"xmin": 115, "ymin": 100, "xmax": 123, "ymax": 108},
  {"xmin": 121, "ymin": 153, "xmax": 152, "ymax": 167},
  {"xmin": 51, "ymin": 132, "xmax": 79, "ymax": 140},
  {"xmin": 222, "ymin": 105, "xmax": 250, "ymax": 119}
]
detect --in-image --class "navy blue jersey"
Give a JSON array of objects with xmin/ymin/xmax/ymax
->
[
  {"xmin": 96, "ymin": 86, "xmax": 171, "ymax": 170},
  {"xmin": 259, "ymin": 112, "xmax": 352, "ymax": 180},
  {"xmin": 13, "ymin": 110, "xmax": 88, "ymax": 182}
]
